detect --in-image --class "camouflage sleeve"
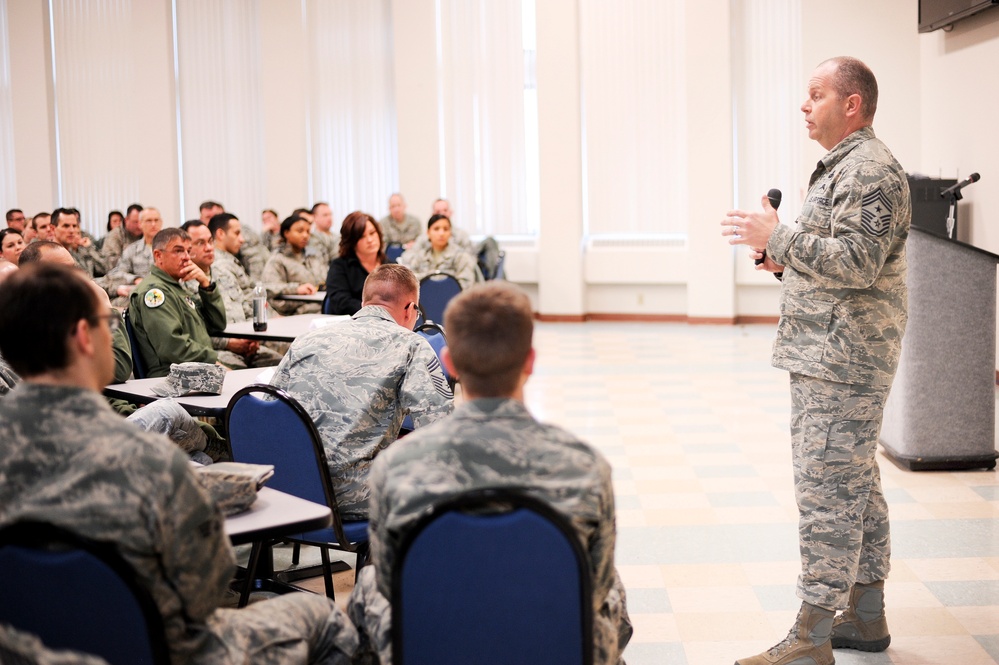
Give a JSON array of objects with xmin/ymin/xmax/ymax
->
[
  {"xmin": 102, "ymin": 229, "xmax": 124, "ymax": 268},
  {"xmin": 767, "ymin": 161, "xmax": 904, "ymax": 289},
  {"xmin": 157, "ymin": 448, "xmax": 235, "ymax": 622},
  {"xmin": 586, "ymin": 456, "xmax": 618, "ymax": 617},
  {"xmin": 400, "ymin": 340, "xmax": 454, "ymax": 428},
  {"xmin": 112, "ymin": 321, "xmax": 133, "ymax": 383},
  {"xmin": 215, "ymin": 265, "xmax": 251, "ymax": 322},
  {"xmin": 262, "ymin": 255, "xmax": 303, "ymax": 297},
  {"xmin": 198, "ymin": 285, "xmax": 227, "ymax": 335},
  {"xmin": 366, "ymin": 449, "xmax": 395, "ymax": 599},
  {"xmin": 453, "ymin": 252, "xmax": 479, "ymax": 291}
]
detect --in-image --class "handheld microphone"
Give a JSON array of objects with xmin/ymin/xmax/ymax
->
[
  {"xmin": 754, "ymin": 188, "xmax": 782, "ymax": 265},
  {"xmin": 940, "ymin": 172, "xmax": 980, "ymax": 199}
]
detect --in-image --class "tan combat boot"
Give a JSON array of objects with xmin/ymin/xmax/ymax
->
[
  {"xmin": 830, "ymin": 580, "xmax": 891, "ymax": 652},
  {"xmin": 734, "ymin": 602, "xmax": 835, "ymax": 665}
]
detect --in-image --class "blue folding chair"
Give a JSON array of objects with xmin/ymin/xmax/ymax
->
[
  {"xmin": 123, "ymin": 309, "xmax": 148, "ymax": 379},
  {"xmin": 414, "ymin": 321, "xmax": 454, "ymax": 391},
  {"xmin": 224, "ymin": 384, "xmax": 369, "ymax": 605},
  {"xmin": 0, "ymin": 521, "xmax": 170, "ymax": 665},
  {"xmin": 386, "ymin": 243, "xmax": 405, "ymax": 264},
  {"xmin": 392, "ymin": 489, "xmax": 594, "ymax": 665},
  {"xmin": 418, "ymin": 272, "xmax": 462, "ymax": 325},
  {"xmin": 400, "ymin": 322, "xmax": 453, "ymax": 434}
]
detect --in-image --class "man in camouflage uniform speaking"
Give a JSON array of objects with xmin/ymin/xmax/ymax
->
[
  {"xmin": 347, "ymin": 282, "xmax": 633, "ymax": 665},
  {"xmin": 270, "ymin": 263, "xmax": 453, "ymax": 519},
  {"xmin": 722, "ymin": 56, "xmax": 909, "ymax": 665},
  {"xmin": 0, "ymin": 263, "xmax": 358, "ymax": 664}
]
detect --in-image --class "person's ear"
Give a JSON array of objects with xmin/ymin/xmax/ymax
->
[
  {"xmin": 442, "ymin": 347, "xmax": 458, "ymax": 380},
  {"xmin": 72, "ymin": 318, "xmax": 96, "ymax": 358},
  {"xmin": 522, "ymin": 347, "xmax": 536, "ymax": 378}
]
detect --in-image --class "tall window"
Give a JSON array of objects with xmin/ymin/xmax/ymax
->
[
  {"xmin": 580, "ymin": 0, "xmax": 687, "ymax": 238},
  {"xmin": 307, "ymin": 0, "xmax": 397, "ymax": 218},
  {"xmin": 47, "ymin": 0, "xmax": 142, "ymax": 235},
  {"xmin": 175, "ymin": 0, "xmax": 267, "ymax": 223},
  {"xmin": 436, "ymin": 0, "xmax": 539, "ymax": 237},
  {"xmin": 731, "ymin": 0, "xmax": 803, "ymax": 214},
  {"xmin": 0, "ymin": 0, "xmax": 15, "ymax": 206}
]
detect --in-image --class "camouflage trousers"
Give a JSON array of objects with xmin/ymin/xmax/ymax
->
[
  {"xmin": 196, "ymin": 593, "xmax": 359, "ymax": 665},
  {"xmin": 789, "ymin": 373, "xmax": 891, "ymax": 611},
  {"xmin": 347, "ymin": 565, "xmax": 632, "ymax": 665}
]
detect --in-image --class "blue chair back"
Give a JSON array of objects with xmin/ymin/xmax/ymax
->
[
  {"xmin": 123, "ymin": 309, "xmax": 147, "ymax": 379},
  {"xmin": 418, "ymin": 272, "xmax": 462, "ymax": 326},
  {"xmin": 392, "ymin": 489, "xmax": 593, "ymax": 665},
  {"xmin": 0, "ymin": 522, "xmax": 169, "ymax": 665},
  {"xmin": 414, "ymin": 322, "xmax": 453, "ymax": 390},
  {"xmin": 322, "ymin": 291, "xmax": 335, "ymax": 315},
  {"xmin": 225, "ymin": 384, "xmax": 333, "ymax": 510},
  {"xmin": 386, "ymin": 243, "xmax": 405, "ymax": 263}
]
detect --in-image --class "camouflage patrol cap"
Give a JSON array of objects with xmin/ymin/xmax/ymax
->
[
  {"xmin": 193, "ymin": 462, "xmax": 275, "ymax": 516},
  {"xmin": 151, "ymin": 362, "xmax": 226, "ymax": 397}
]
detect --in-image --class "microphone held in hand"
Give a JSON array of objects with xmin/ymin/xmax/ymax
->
[{"xmin": 755, "ymin": 188, "xmax": 782, "ymax": 265}]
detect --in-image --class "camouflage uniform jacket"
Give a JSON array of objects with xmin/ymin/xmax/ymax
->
[
  {"xmin": 212, "ymin": 249, "xmax": 254, "ymax": 323},
  {"xmin": 766, "ymin": 127, "xmax": 909, "ymax": 386},
  {"xmin": 109, "ymin": 238, "xmax": 154, "ymax": 285},
  {"xmin": 0, "ymin": 384, "xmax": 233, "ymax": 662},
  {"xmin": 69, "ymin": 243, "xmax": 107, "ymax": 278},
  {"xmin": 411, "ymin": 225, "xmax": 475, "ymax": 254},
  {"xmin": 235, "ymin": 227, "xmax": 270, "ymax": 282},
  {"xmin": 100, "ymin": 225, "xmax": 142, "ymax": 271},
  {"xmin": 129, "ymin": 266, "xmax": 227, "ymax": 377},
  {"xmin": 307, "ymin": 230, "xmax": 339, "ymax": 268},
  {"xmin": 261, "ymin": 246, "xmax": 327, "ymax": 315},
  {"xmin": 377, "ymin": 213, "xmax": 422, "ymax": 246},
  {"xmin": 354, "ymin": 397, "xmax": 630, "ymax": 665},
  {"xmin": 398, "ymin": 242, "xmax": 480, "ymax": 291},
  {"xmin": 270, "ymin": 305, "xmax": 454, "ymax": 518}
]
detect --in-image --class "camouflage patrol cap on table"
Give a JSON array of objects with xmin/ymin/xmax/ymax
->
[
  {"xmin": 151, "ymin": 362, "xmax": 226, "ymax": 397},
  {"xmin": 193, "ymin": 462, "xmax": 275, "ymax": 516}
]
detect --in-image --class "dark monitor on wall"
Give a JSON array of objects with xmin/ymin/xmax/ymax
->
[{"xmin": 919, "ymin": 0, "xmax": 999, "ymax": 32}]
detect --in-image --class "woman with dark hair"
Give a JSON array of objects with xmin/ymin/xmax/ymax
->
[
  {"xmin": 261, "ymin": 215, "xmax": 328, "ymax": 315},
  {"xmin": 324, "ymin": 211, "xmax": 385, "ymax": 315},
  {"xmin": 398, "ymin": 214, "xmax": 480, "ymax": 290},
  {"xmin": 0, "ymin": 229, "xmax": 26, "ymax": 265},
  {"xmin": 106, "ymin": 210, "xmax": 124, "ymax": 233}
]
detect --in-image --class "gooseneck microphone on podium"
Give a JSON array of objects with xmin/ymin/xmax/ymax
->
[
  {"xmin": 942, "ymin": 173, "xmax": 980, "ymax": 238},
  {"xmin": 940, "ymin": 172, "xmax": 980, "ymax": 200},
  {"xmin": 754, "ymin": 188, "xmax": 782, "ymax": 265}
]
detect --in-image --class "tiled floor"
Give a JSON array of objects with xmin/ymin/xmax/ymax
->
[{"xmin": 274, "ymin": 321, "xmax": 999, "ymax": 664}]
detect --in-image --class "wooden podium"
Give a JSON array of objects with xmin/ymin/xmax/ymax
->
[{"xmin": 880, "ymin": 226, "xmax": 999, "ymax": 470}]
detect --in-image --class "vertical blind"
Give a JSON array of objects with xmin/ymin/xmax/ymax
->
[
  {"xmin": 580, "ymin": 0, "xmax": 688, "ymax": 237},
  {"xmin": 436, "ymin": 0, "xmax": 538, "ymax": 236},
  {"xmin": 730, "ymin": 0, "xmax": 803, "ymax": 214},
  {"xmin": 306, "ymin": 0, "xmax": 397, "ymax": 222},
  {"xmin": 48, "ymin": 0, "xmax": 142, "ymax": 236},
  {"xmin": 175, "ymin": 0, "xmax": 266, "ymax": 224},
  {"xmin": 0, "ymin": 0, "xmax": 15, "ymax": 209}
]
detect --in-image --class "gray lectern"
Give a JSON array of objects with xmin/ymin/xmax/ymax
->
[{"xmin": 880, "ymin": 226, "xmax": 999, "ymax": 470}]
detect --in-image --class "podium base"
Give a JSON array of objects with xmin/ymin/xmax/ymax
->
[{"xmin": 880, "ymin": 441, "xmax": 998, "ymax": 472}]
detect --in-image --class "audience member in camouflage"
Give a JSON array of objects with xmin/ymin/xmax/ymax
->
[
  {"xmin": 100, "ymin": 204, "xmax": 143, "ymax": 271},
  {"xmin": 347, "ymin": 282, "xmax": 631, "ymax": 665},
  {"xmin": 398, "ymin": 214, "xmax": 481, "ymax": 290},
  {"xmin": 308, "ymin": 202, "xmax": 340, "ymax": 267},
  {"xmin": 270, "ymin": 264, "xmax": 453, "ymax": 519},
  {"xmin": 0, "ymin": 263, "xmax": 359, "ymax": 665},
  {"xmin": 377, "ymin": 193, "xmax": 423, "ymax": 246},
  {"xmin": 129, "ymin": 228, "xmax": 227, "ymax": 378},
  {"xmin": 722, "ymin": 57, "xmax": 907, "ymax": 665},
  {"xmin": 262, "ymin": 215, "xmax": 328, "ymax": 316}
]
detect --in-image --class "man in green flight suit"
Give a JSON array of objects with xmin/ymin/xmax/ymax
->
[{"xmin": 129, "ymin": 226, "xmax": 227, "ymax": 378}]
